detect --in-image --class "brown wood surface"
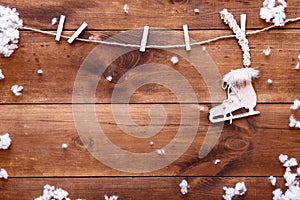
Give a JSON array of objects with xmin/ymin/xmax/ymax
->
[
  {"xmin": 0, "ymin": 104, "xmax": 298, "ymax": 177},
  {"xmin": 0, "ymin": 177, "xmax": 287, "ymax": 200},
  {"xmin": 0, "ymin": 0, "xmax": 299, "ymax": 199},
  {"xmin": 0, "ymin": 30, "xmax": 299, "ymax": 103},
  {"xmin": 0, "ymin": 0, "xmax": 299, "ymax": 30}
]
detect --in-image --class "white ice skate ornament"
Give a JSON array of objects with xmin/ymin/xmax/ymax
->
[{"xmin": 209, "ymin": 68, "xmax": 260, "ymax": 124}]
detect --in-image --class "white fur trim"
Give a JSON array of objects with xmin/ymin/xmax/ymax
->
[{"xmin": 223, "ymin": 68, "xmax": 259, "ymax": 86}]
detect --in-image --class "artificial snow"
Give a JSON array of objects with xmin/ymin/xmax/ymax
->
[
  {"xmin": 199, "ymin": 106, "xmax": 205, "ymax": 112},
  {"xmin": 283, "ymin": 158, "xmax": 298, "ymax": 168},
  {"xmin": 267, "ymin": 79, "xmax": 273, "ymax": 84},
  {"xmin": 269, "ymin": 176, "xmax": 277, "ymax": 186},
  {"xmin": 194, "ymin": 8, "xmax": 200, "ymax": 14},
  {"xmin": 214, "ymin": 159, "xmax": 221, "ymax": 165},
  {"xmin": 260, "ymin": 0, "xmax": 287, "ymax": 26},
  {"xmin": 263, "ymin": 46, "xmax": 271, "ymax": 56},
  {"xmin": 106, "ymin": 76, "xmax": 112, "ymax": 82},
  {"xmin": 0, "ymin": 5, "xmax": 23, "ymax": 57},
  {"xmin": 11, "ymin": 85, "xmax": 23, "ymax": 96},
  {"xmin": 0, "ymin": 133, "xmax": 11, "ymax": 149},
  {"xmin": 0, "ymin": 69, "xmax": 4, "ymax": 80},
  {"xmin": 170, "ymin": 56, "xmax": 179, "ymax": 64},
  {"xmin": 51, "ymin": 17, "xmax": 57, "ymax": 25},
  {"xmin": 289, "ymin": 115, "xmax": 300, "ymax": 129},
  {"xmin": 283, "ymin": 167, "xmax": 297, "ymax": 186},
  {"xmin": 88, "ymin": 35, "xmax": 94, "ymax": 40},
  {"xmin": 273, "ymin": 188, "xmax": 283, "ymax": 200},
  {"xmin": 123, "ymin": 4, "xmax": 129, "ymax": 14},
  {"xmin": 0, "ymin": 168, "xmax": 8, "ymax": 179},
  {"xmin": 156, "ymin": 148, "xmax": 165, "ymax": 155},
  {"xmin": 289, "ymin": 100, "xmax": 300, "ymax": 129},
  {"xmin": 279, "ymin": 154, "xmax": 289, "ymax": 163},
  {"xmin": 297, "ymin": 168, "xmax": 300, "ymax": 175},
  {"xmin": 37, "ymin": 69, "xmax": 43, "ymax": 75},
  {"xmin": 104, "ymin": 195, "xmax": 118, "ymax": 200},
  {"xmin": 222, "ymin": 182, "xmax": 247, "ymax": 200},
  {"xmin": 272, "ymin": 154, "xmax": 300, "ymax": 199},
  {"xmin": 34, "ymin": 185, "xmax": 71, "ymax": 200},
  {"xmin": 295, "ymin": 55, "xmax": 300, "ymax": 69},
  {"xmin": 290, "ymin": 99, "xmax": 300, "ymax": 110},
  {"xmin": 179, "ymin": 179, "xmax": 189, "ymax": 195}
]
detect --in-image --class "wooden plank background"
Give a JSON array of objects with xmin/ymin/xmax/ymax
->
[{"xmin": 0, "ymin": 0, "xmax": 299, "ymax": 199}]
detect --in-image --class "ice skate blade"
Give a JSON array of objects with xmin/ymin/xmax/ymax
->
[{"xmin": 209, "ymin": 110, "xmax": 260, "ymax": 123}]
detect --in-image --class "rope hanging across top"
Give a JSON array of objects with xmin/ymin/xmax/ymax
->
[{"xmin": 21, "ymin": 17, "xmax": 300, "ymax": 49}]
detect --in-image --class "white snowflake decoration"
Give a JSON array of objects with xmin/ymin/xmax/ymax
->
[
  {"xmin": 0, "ymin": 5, "xmax": 23, "ymax": 57},
  {"xmin": 260, "ymin": 0, "xmax": 287, "ymax": 26}
]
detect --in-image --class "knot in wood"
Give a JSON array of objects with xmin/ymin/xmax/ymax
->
[{"xmin": 225, "ymin": 138, "xmax": 249, "ymax": 151}]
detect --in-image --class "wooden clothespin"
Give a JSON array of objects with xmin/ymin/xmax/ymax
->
[
  {"xmin": 55, "ymin": 15, "xmax": 65, "ymax": 41},
  {"xmin": 140, "ymin": 26, "xmax": 149, "ymax": 52},
  {"xmin": 67, "ymin": 22, "xmax": 88, "ymax": 44},
  {"xmin": 183, "ymin": 24, "xmax": 191, "ymax": 51},
  {"xmin": 240, "ymin": 14, "xmax": 247, "ymax": 39}
]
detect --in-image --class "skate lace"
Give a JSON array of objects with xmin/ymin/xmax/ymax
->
[{"xmin": 222, "ymin": 81, "xmax": 242, "ymax": 123}]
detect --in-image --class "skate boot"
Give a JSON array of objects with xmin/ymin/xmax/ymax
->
[{"xmin": 209, "ymin": 68, "xmax": 260, "ymax": 124}]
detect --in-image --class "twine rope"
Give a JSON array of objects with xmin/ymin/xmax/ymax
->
[{"xmin": 21, "ymin": 17, "xmax": 300, "ymax": 49}]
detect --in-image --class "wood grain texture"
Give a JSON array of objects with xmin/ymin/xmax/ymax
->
[
  {"xmin": 0, "ymin": 0, "xmax": 299, "ymax": 199},
  {"xmin": 0, "ymin": 177, "xmax": 287, "ymax": 200},
  {"xmin": 0, "ymin": 30, "xmax": 299, "ymax": 103},
  {"xmin": 0, "ymin": 0, "xmax": 299, "ymax": 30},
  {"xmin": 0, "ymin": 104, "xmax": 298, "ymax": 177}
]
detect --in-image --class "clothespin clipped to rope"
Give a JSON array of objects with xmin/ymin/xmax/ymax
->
[
  {"xmin": 240, "ymin": 14, "xmax": 246, "ymax": 39},
  {"xmin": 55, "ymin": 15, "xmax": 65, "ymax": 41},
  {"xmin": 140, "ymin": 26, "xmax": 149, "ymax": 52},
  {"xmin": 68, "ymin": 22, "xmax": 88, "ymax": 44},
  {"xmin": 183, "ymin": 24, "xmax": 191, "ymax": 51}
]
